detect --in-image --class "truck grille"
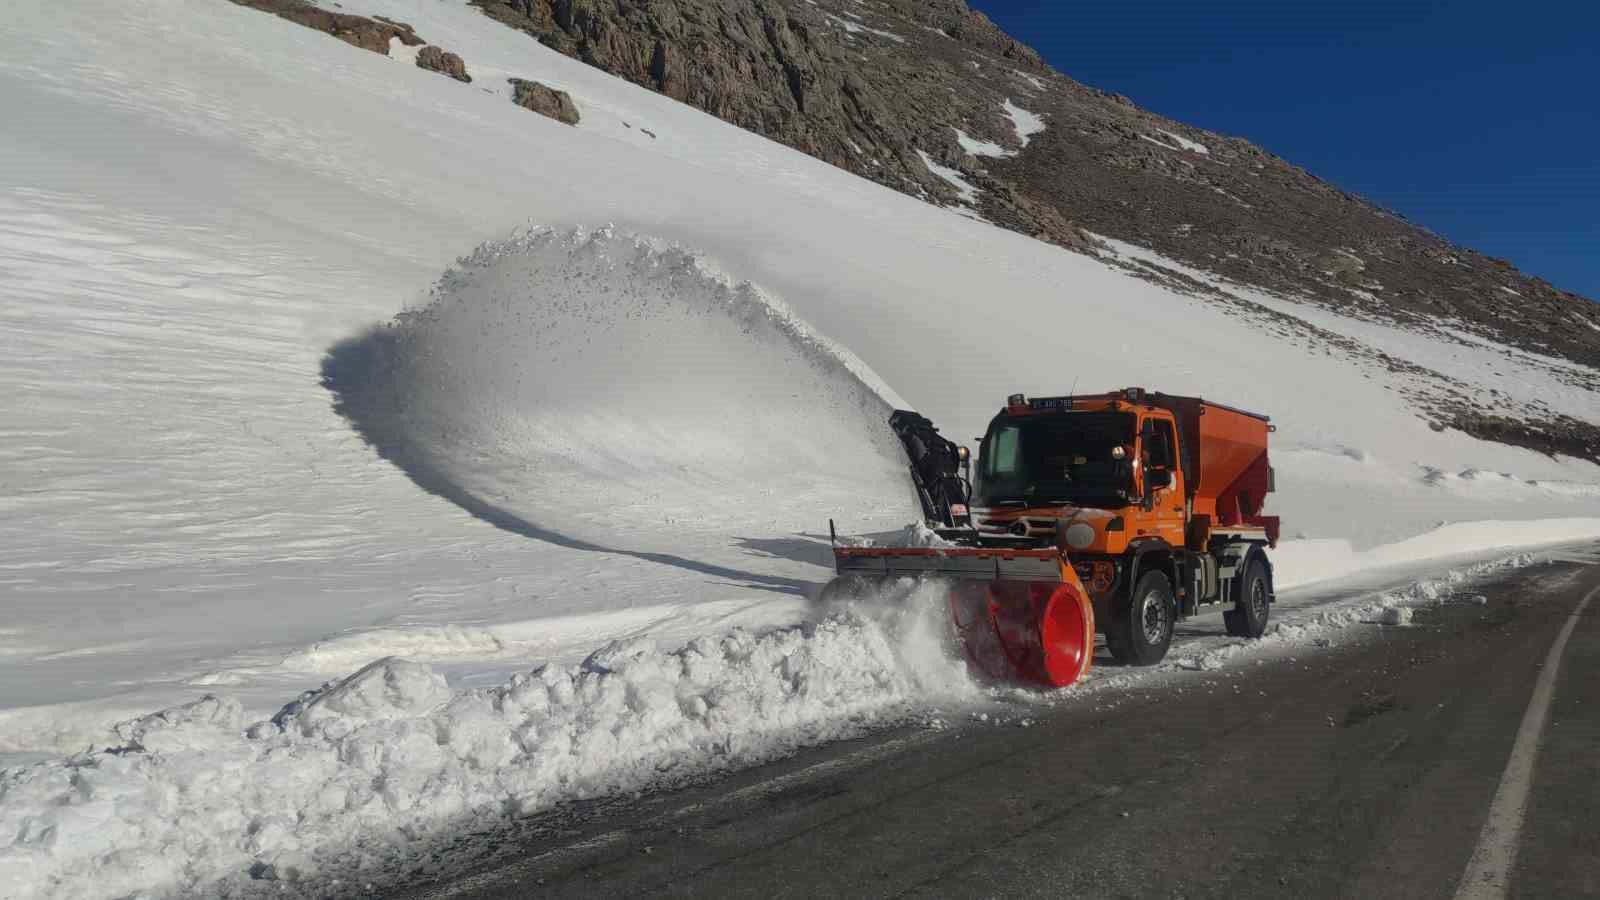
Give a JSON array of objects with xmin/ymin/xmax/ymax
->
[{"xmin": 975, "ymin": 516, "xmax": 1059, "ymax": 539}]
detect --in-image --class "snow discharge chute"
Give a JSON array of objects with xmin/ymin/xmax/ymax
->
[{"xmin": 331, "ymin": 225, "xmax": 910, "ymax": 546}]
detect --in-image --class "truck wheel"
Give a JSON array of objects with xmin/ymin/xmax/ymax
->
[
  {"xmin": 1106, "ymin": 571, "xmax": 1175, "ymax": 665},
  {"xmin": 1223, "ymin": 558, "xmax": 1271, "ymax": 638}
]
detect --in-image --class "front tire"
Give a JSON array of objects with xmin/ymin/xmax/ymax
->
[
  {"xmin": 1106, "ymin": 571, "xmax": 1176, "ymax": 665},
  {"xmin": 1223, "ymin": 558, "xmax": 1271, "ymax": 638}
]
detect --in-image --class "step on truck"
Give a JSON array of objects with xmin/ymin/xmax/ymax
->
[{"xmin": 825, "ymin": 387, "xmax": 1281, "ymax": 687}]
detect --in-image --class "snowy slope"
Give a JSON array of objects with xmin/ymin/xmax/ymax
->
[{"xmin": 1, "ymin": 0, "xmax": 1599, "ymax": 895}]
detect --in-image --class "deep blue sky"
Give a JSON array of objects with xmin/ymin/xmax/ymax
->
[{"xmin": 970, "ymin": 1, "xmax": 1599, "ymax": 301}]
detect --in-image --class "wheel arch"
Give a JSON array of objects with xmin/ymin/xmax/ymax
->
[
  {"xmin": 1218, "ymin": 540, "xmax": 1275, "ymax": 605},
  {"xmin": 1123, "ymin": 538, "xmax": 1179, "ymax": 604}
]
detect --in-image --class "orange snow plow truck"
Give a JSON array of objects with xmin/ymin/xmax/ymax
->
[{"xmin": 825, "ymin": 388, "xmax": 1280, "ymax": 688}]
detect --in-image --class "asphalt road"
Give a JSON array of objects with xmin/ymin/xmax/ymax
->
[{"xmin": 401, "ymin": 552, "xmax": 1600, "ymax": 900}]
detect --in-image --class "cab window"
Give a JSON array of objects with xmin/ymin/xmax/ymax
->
[
  {"xmin": 1144, "ymin": 420, "xmax": 1176, "ymax": 470},
  {"xmin": 986, "ymin": 425, "xmax": 1022, "ymax": 479}
]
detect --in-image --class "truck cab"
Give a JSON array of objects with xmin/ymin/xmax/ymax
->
[
  {"xmin": 969, "ymin": 388, "xmax": 1279, "ymax": 664},
  {"xmin": 970, "ymin": 393, "xmax": 1185, "ymax": 552}
]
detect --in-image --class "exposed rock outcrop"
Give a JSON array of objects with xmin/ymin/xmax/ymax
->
[
  {"xmin": 229, "ymin": 0, "xmax": 424, "ymax": 55},
  {"xmin": 510, "ymin": 78, "xmax": 580, "ymax": 125},
  {"xmin": 229, "ymin": 2, "xmax": 478, "ymax": 87},
  {"xmin": 416, "ymin": 46, "xmax": 471, "ymax": 83}
]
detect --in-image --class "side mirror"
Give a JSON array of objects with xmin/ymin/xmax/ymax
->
[{"xmin": 1141, "ymin": 466, "xmax": 1170, "ymax": 511}]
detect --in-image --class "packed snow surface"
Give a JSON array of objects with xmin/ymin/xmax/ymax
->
[{"xmin": 2, "ymin": 0, "xmax": 1600, "ymax": 895}]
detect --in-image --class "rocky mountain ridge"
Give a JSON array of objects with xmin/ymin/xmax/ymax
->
[{"xmin": 227, "ymin": 0, "xmax": 1600, "ymax": 460}]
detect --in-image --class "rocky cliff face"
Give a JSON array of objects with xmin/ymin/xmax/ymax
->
[{"xmin": 474, "ymin": 0, "xmax": 1598, "ymax": 379}]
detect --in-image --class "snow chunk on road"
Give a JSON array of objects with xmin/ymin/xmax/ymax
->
[
  {"xmin": 839, "ymin": 521, "xmax": 959, "ymax": 549},
  {"xmin": 1002, "ymin": 98, "xmax": 1045, "ymax": 146},
  {"xmin": 272, "ymin": 657, "xmax": 452, "ymax": 737},
  {"xmin": 0, "ymin": 593, "xmax": 976, "ymax": 899}
]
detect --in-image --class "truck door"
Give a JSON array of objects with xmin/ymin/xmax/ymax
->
[{"xmin": 1142, "ymin": 417, "xmax": 1186, "ymax": 547}]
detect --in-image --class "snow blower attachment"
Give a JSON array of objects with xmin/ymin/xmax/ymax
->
[
  {"xmin": 887, "ymin": 409, "xmax": 972, "ymax": 528},
  {"xmin": 826, "ymin": 388, "xmax": 1281, "ymax": 688}
]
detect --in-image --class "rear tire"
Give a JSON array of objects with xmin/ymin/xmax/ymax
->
[
  {"xmin": 1223, "ymin": 558, "xmax": 1271, "ymax": 638},
  {"xmin": 1106, "ymin": 571, "xmax": 1175, "ymax": 665}
]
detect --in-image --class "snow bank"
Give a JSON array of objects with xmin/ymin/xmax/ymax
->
[
  {"xmin": 0, "ymin": 585, "xmax": 975, "ymax": 900},
  {"xmin": 1269, "ymin": 518, "xmax": 1600, "ymax": 591},
  {"xmin": 1169, "ymin": 553, "xmax": 1535, "ymax": 672}
]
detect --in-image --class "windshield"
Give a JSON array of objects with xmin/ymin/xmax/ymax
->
[{"xmin": 975, "ymin": 411, "xmax": 1135, "ymax": 508}]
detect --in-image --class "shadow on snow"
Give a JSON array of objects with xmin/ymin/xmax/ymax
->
[{"xmin": 320, "ymin": 328, "xmax": 815, "ymax": 598}]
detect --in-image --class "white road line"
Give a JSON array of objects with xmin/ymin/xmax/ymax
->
[{"xmin": 1454, "ymin": 580, "xmax": 1597, "ymax": 900}]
